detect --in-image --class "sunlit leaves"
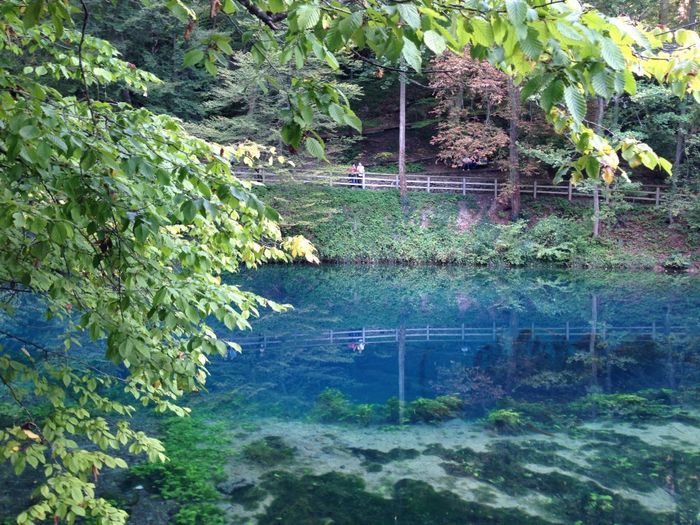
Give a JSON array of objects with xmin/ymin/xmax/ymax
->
[
  {"xmin": 295, "ymin": 4, "xmax": 320, "ymax": 30},
  {"xmin": 563, "ymin": 86, "xmax": 587, "ymax": 123},
  {"xmin": 401, "ymin": 37, "xmax": 422, "ymax": 72},
  {"xmin": 600, "ymin": 38, "xmax": 626, "ymax": 70}
]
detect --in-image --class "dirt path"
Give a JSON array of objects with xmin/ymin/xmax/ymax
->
[{"xmin": 456, "ymin": 200, "xmax": 485, "ymax": 231}]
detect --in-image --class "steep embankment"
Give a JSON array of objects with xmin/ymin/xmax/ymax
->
[{"xmin": 256, "ymin": 185, "xmax": 699, "ymax": 271}]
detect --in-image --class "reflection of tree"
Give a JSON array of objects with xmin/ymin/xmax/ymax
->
[{"xmin": 431, "ymin": 362, "xmax": 504, "ymax": 406}]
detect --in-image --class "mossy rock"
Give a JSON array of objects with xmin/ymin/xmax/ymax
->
[{"xmin": 242, "ymin": 436, "xmax": 296, "ymax": 466}]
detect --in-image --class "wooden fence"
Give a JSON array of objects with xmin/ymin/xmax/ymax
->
[
  {"xmin": 234, "ymin": 169, "xmax": 666, "ymax": 205},
  {"xmin": 232, "ymin": 322, "xmax": 687, "ymax": 352}
]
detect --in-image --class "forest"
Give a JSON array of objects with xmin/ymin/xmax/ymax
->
[{"xmin": 0, "ymin": 0, "xmax": 699, "ymax": 524}]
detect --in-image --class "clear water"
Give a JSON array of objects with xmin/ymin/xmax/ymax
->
[{"xmin": 2, "ymin": 265, "xmax": 700, "ymax": 524}]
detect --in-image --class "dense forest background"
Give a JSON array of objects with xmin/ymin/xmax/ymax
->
[{"xmin": 72, "ymin": 0, "xmax": 700, "ymax": 235}]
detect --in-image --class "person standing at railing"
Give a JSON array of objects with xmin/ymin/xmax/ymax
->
[
  {"xmin": 347, "ymin": 163, "xmax": 357, "ymax": 186},
  {"xmin": 357, "ymin": 162, "xmax": 365, "ymax": 187}
]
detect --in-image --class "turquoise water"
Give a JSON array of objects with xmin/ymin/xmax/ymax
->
[{"xmin": 2, "ymin": 265, "xmax": 700, "ymax": 524}]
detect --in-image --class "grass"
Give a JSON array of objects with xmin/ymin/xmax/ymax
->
[{"xmin": 256, "ymin": 184, "xmax": 697, "ymax": 269}]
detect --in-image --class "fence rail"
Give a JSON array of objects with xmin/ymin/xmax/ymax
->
[
  {"xmin": 231, "ymin": 322, "xmax": 687, "ymax": 352},
  {"xmin": 234, "ymin": 169, "xmax": 666, "ymax": 205}
]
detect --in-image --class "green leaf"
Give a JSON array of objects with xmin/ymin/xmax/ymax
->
[
  {"xmin": 296, "ymin": 4, "xmax": 320, "ymax": 30},
  {"xmin": 183, "ymin": 49, "xmax": 204, "ymax": 67},
  {"xmin": 19, "ymin": 125, "xmax": 40, "ymax": 140},
  {"xmin": 470, "ymin": 18, "xmax": 494, "ymax": 46},
  {"xmin": 521, "ymin": 27, "xmax": 543, "ymax": 59},
  {"xmin": 338, "ymin": 11, "xmax": 363, "ymax": 39},
  {"xmin": 601, "ymin": 38, "xmax": 625, "ymax": 70},
  {"xmin": 397, "ymin": 4, "xmax": 421, "ymax": 30},
  {"xmin": 563, "ymin": 86, "xmax": 586, "ymax": 123},
  {"xmin": 541, "ymin": 79, "xmax": 564, "ymax": 111},
  {"xmin": 423, "ymin": 30, "xmax": 446, "ymax": 55},
  {"xmin": 506, "ymin": 0, "xmax": 527, "ymax": 26},
  {"xmin": 23, "ymin": 0, "xmax": 44, "ymax": 29},
  {"xmin": 401, "ymin": 38, "xmax": 422, "ymax": 72},
  {"xmin": 591, "ymin": 70, "xmax": 611, "ymax": 98},
  {"xmin": 658, "ymin": 157, "xmax": 672, "ymax": 176},
  {"xmin": 304, "ymin": 137, "xmax": 326, "ymax": 160}
]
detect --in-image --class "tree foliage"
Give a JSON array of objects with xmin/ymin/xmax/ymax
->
[{"xmin": 0, "ymin": 1, "xmax": 316, "ymax": 523}]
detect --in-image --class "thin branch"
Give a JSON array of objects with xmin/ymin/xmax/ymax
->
[
  {"xmin": 77, "ymin": 0, "xmax": 97, "ymax": 130},
  {"xmin": 235, "ymin": 0, "xmax": 286, "ymax": 29}
]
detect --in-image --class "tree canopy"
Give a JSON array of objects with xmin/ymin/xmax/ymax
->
[{"xmin": 0, "ymin": 0, "xmax": 699, "ymax": 523}]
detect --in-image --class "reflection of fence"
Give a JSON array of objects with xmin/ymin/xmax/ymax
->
[
  {"xmin": 232, "ymin": 323, "xmax": 688, "ymax": 352},
  {"xmin": 234, "ymin": 169, "xmax": 665, "ymax": 205}
]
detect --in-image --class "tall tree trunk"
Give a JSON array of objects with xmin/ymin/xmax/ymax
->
[
  {"xmin": 659, "ymin": 0, "xmax": 669, "ymax": 25},
  {"xmin": 668, "ymin": 2, "xmax": 694, "ymax": 223},
  {"xmin": 669, "ymin": 104, "xmax": 686, "ymax": 224},
  {"xmin": 507, "ymin": 78, "xmax": 520, "ymax": 220},
  {"xmin": 592, "ymin": 98, "xmax": 606, "ymax": 238},
  {"xmin": 690, "ymin": 0, "xmax": 698, "ymax": 26},
  {"xmin": 398, "ymin": 59, "xmax": 408, "ymax": 204}
]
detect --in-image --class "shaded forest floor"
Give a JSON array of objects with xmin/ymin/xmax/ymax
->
[{"xmin": 256, "ymin": 184, "xmax": 699, "ymax": 271}]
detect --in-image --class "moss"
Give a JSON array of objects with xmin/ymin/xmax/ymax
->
[
  {"xmin": 128, "ymin": 417, "xmax": 228, "ymax": 525},
  {"xmin": 423, "ymin": 440, "xmax": 671, "ymax": 524},
  {"xmin": 256, "ymin": 471, "xmax": 552, "ymax": 524},
  {"xmin": 406, "ymin": 395, "xmax": 463, "ymax": 423},
  {"xmin": 349, "ymin": 447, "xmax": 420, "ymax": 466},
  {"xmin": 228, "ymin": 484, "xmax": 268, "ymax": 510},
  {"xmin": 485, "ymin": 409, "xmax": 526, "ymax": 434},
  {"xmin": 242, "ymin": 436, "xmax": 296, "ymax": 466}
]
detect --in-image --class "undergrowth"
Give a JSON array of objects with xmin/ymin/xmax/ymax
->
[{"xmin": 257, "ymin": 185, "xmax": 691, "ymax": 269}]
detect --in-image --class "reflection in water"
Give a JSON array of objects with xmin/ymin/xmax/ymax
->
[
  {"xmin": 2, "ymin": 265, "xmax": 700, "ymax": 524},
  {"xmin": 209, "ymin": 266, "xmax": 700, "ymax": 414}
]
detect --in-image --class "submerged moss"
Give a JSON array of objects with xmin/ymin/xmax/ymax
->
[
  {"xmin": 407, "ymin": 395, "xmax": 463, "ymax": 423},
  {"xmin": 485, "ymin": 409, "xmax": 527, "ymax": 434},
  {"xmin": 257, "ymin": 471, "xmax": 552, "ymax": 524},
  {"xmin": 424, "ymin": 440, "xmax": 672, "ymax": 524},
  {"xmin": 349, "ymin": 446, "xmax": 420, "ymax": 467},
  {"xmin": 242, "ymin": 436, "xmax": 296, "ymax": 466}
]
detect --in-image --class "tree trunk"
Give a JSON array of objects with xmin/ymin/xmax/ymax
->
[
  {"xmin": 669, "ymin": 103, "xmax": 686, "ymax": 224},
  {"xmin": 593, "ymin": 186, "xmax": 600, "ymax": 237},
  {"xmin": 398, "ymin": 59, "xmax": 408, "ymax": 204},
  {"xmin": 507, "ymin": 78, "xmax": 520, "ymax": 220},
  {"xmin": 592, "ymin": 97, "xmax": 605, "ymax": 238},
  {"xmin": 690, "ymin": 0, "xmax": 698, "ymax": 26},
  {"xmin": 659, "ymin": 0, "xmax": 669, "ymax": 25}
]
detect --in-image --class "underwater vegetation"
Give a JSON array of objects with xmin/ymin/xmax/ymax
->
[
  {"xmin": 424, "ymin": 440, "xmax": 672, "ymax": 525},
  {"xmin": 128, "ymin": 417, "xmax": 229, "ymax": 525},
  {"xmin": 312, "ymin": 388, "xmax": 463, "ymax": 425},
  {"xmin": 242, "ymin": 436, "xmax": 296, "ymax": 466},
  {"xmin": 485, "ymin": 409, "xmax": 527, "ymax": 434},
  {"xmin": 255, "ymin": 471, "xmax": 552, "ymax": 525}
]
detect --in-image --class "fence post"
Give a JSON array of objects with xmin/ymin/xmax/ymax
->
[
  {"xmin": 568, "ymin": 181, "xmax": 573, "ymax": 201},
  {"xmin": 493, "ymin": 179, "xmax": 498, "ymax": 198},
  {"xmin": 462, "ymin": 177, "xmax": 466, "ymax": 196},
  {"xmin": 361, "ymin": 174, "xmax": 366, "ymax": 190},
  {"xmin": 427, "ymin": 176, "xmax": 431, "ymax": 193},
  {"xmin": 655, "ymin": 186, "xmax": 660, "ymax": 207},
  {"xmin": 261, "ymin": 171, "xmax": 266, "ymax": 184},
  {"xmin": 395, "ymin": 175, "xmax": 399, "ymax": 188},
  {"xmin": 533, "ymin": 180, "xmax": 538, "ymax": 199}
]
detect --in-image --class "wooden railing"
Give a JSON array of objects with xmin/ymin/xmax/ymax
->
[
  {"xmin": 231, "ymin": 322, "xmax": 687, "ymax": 352},
  {"xmin": 234, "ymin": 168, "xmax": 666, "ymax": 205}
]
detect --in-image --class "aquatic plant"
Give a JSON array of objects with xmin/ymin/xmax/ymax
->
[
  {"xmin": 407, "ymin": 395, "xmax": 463, "ymax": 423},
  {"xmin": 255, "ymin": 470, "xmax": 552, "ymax": 524},
  {"xmin": 485, "ymin": 409, "xmax": 525, "ymax": 434},
  {"xmin": 572, "ymin": 393, "xmax": 674, "ymax": 421},
  {"xmin": 312, "ymin": 388, "xmax": 379, "ymax": 424},
  {"xmin": 128, "ymin": 417, "xmax": 228, "ymax": 525},
  {"xmin": 242, "ymin": 436, "xmax": 296, "ymax": 466}
]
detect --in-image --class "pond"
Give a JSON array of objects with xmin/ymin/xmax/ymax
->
[
  {"xmin": 200, "ymin": 266, "xmax": 700, "ymax": 525},
  {"xmin": 3, "ymin": 265, "xmax": 700, "ymax": 524}
]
